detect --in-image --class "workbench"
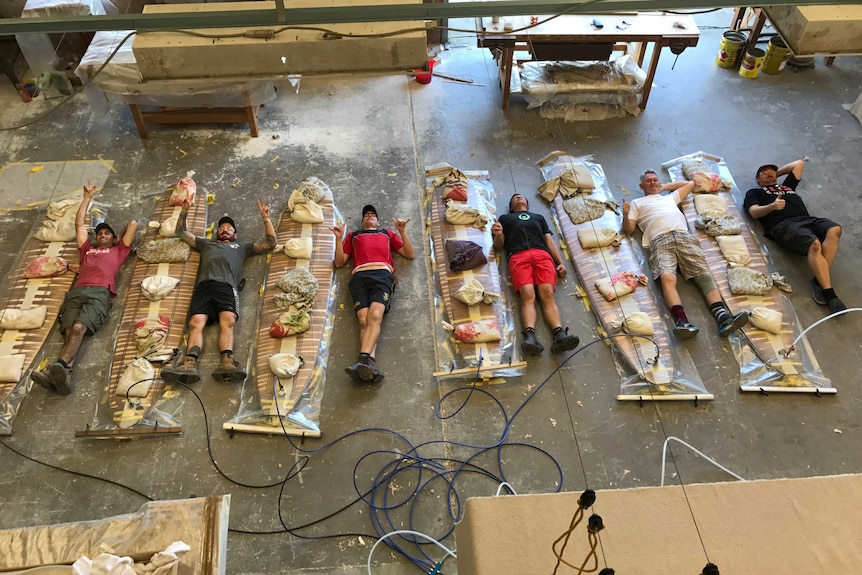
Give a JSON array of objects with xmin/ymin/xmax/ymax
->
[{"xmin": 477, "ymin": 13, "xmax": 699, "ymax": 110}]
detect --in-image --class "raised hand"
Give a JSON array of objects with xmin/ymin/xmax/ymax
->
[
  {"xmin": 258, "ymin": 199, "xmax": 270, "ymax": 219},
  {"xmin": 392, "ymin": 218, "xmax": 410, "ymax": 233},
  {"xmin": 491, "ymin": 217, "xmax": 502, "ymax": 237},
  {"xmin": 83, "ymin": 181, "xmax": 97, "ymax": 197},
  {"xmin": 331, "ymin": 223, "xmax": 345, "ymax": 237}
]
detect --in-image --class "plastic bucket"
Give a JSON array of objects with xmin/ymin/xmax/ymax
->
[
  {"xmin": 762, "ymin": 37, "xmax": 791, "ymax": 74},
  {"xmin": 716, "ymin": 31, "xmax": 747, "ymax": 69},
  {"xmin": 738, "ymin": 47, "xmax": 766, "ymax": 78},
  {"xmin": 414, "ymin": 59, "xmax": 435, "ymax": 84}
]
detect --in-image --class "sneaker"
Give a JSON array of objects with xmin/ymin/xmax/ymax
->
[
  {"xmin": 162, "ymin": 354, "xmax": 201, "ymax": 385},
  {"xmin": 550, "ymin": 328, "xmax": 580, "ymax": 354},
  {"xmin": 718, "ymin": 311, "xmax": 749, "ymax": 338},
  {"xmin": 356, "ymin": 356, "xmax": 385, "ymax": 383},
  {"xmin": 809, "ymin": 278, "xmax": 826, "ymax": 305},
  {"xmin": 31, "ymin": 368, "xmax": 55, "ymax": 392},
  {"xmin": 345, "ymin": 362, "xmax": 363, "ymax": 381},
  {"xmin": 31, "ymin": 363, "xmax": 71, "ymax": 395},
  {"xmin": 673, "ymin": 321, "xmax": 699, "ymax": 340},
  {"xmin": 520, "ymin": 330, "xmax": 544, "ymax": 356},
  {"xmin": 212, "ymin": 352, "xmax": 248, "ymax": 383},
  {"xmin": 826, "ymin": 296, "xmax": 847, "ymax": 314}
]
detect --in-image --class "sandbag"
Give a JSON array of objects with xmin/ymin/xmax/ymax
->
[
  {"xmin": 23, "ymin": 256, "xmax": 68, "ymax": 278},
  {"xmin": 35, "ymin": 219, "xmax": 76, "ymax": 243},
  {"xmin": 681, "ymin": 159, "xmax": 712, "ymax": 180},
  {"xmin": 452, "ymin": 279, "xmax": 500, "ymax": 306},
  {"xmin": 448, "ymin": 319, "xmax": 501, "ymax": 343},
  {"xmin": 141, "ymin": 275, "xmax": 180, "ymax": 301},
  {"xmin": 137, "ymin": 238, "xmax": 191, "ymax": 263},
  {"xmin": 727, "ymin": 266, "xmax": 773, "ymax": 296},
  {"xmin": 446, "ymin": 240, "xmax": 487, "ymax": 272},
  {"xmin": 168, "ymin": 171, "xmax": 197, "ymax": 206},
  {"xmin": 690, "ymin": 171, "xmax": 731, "ymax": 193},
  {"xmin": 693, "ymin": 194, "xmax": 728, "ymax": 216},
  {"xmin": 134, "ymin": 316, "xmax": 170, "ymax": 360},
  {"xmin": 270, "ymin": 309, "xmax": 311, "ymax": 338},
  {"xmin": 289, "ymin": 177, "xmax": 333, "ymax": 208},
  {"xmin": 611, "ymin": 311, "xmax": 654, "ymax": 336},
  {"xmin": 269, "ymin": 353, "xmax": 304, "ymax": 378},
  {"xmin": 291, "ymin": 201, "xmax": 324, "ymax": 224},
  {"xmin": 159, "ymin": 214, "xmax": 179, "ymax": 237},
  {"xmin": 0, "ymin": 354, "xmax": 26, "ymax": 383},
  {"xmin": 115, "ymin": 357, "xmax": 156, "ymax": 398},
  {"xmin": 275, "ymin": 267, "xmax": 318, "ymax": 309},
  {"xmin": 445, "ymin": 201, "xmax": 489, "ymax": 229},
  {"xmin": 538, "ymin": 164, "xmax": 596, "ymax": 201},
  {"xmin": 47, "ymin": 198, "xmax": 82, "ymax": 221},
  {"xmin": 716, "ymin": 235, "xmax": 751, "ymax": 267},
  {"xmin": 577, "ymin": 227, "xmax": 621, "ymax": 249},
  {"xmin": 695, "ymin": 213, "xmax": 741, "ymax": 237},
  {"xmin": 595, "ymin": 271, "xmax": 646, "ymax": 301},
  {"xmin": 562, "ymin": 197, "xmax": 612, "ymax": 225},
  {"xmin": 0, "ymin": 305, "xmax": 48, "ymax": 330},
  {"xmin": 750, "ymin": 306, "xmax": 783, "ymax": 334},
  {"xmin": 284, "ymin": 237, "xmax": 313, "ymax": 259}
]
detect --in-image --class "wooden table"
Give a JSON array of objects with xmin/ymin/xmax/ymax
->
[{"xmin": 477, "ymin": 13, "xmax": 699, "ymax": 110}]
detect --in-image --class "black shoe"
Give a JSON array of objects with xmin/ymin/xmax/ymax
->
[
  {"xmin": 809, "ymin": 278, "xmax": 826, "ymax": 305},
  {"xmin": 31, "ymin": 368, "xmax": 55, "ymax": 392},
  {"xmin": 520, "ymin": 330, "xmax": 544, "ymax": 356},
  {"xmin": 827, "ymin": 296, "xmax": 847, "ymax": 314},
  {"xmin": 345, "ymin": 362, "xmax": 363, "ymax": 381},
  {"xmin": 356, "ymin": 356, "xmax": 385, "ymax": 383},
  {"xmin": 550, "ymin": 328, "xmax": 580, "ymax": 354},
  {"xmin": 673, "ymin": 321, "xmax": 699, "ymax": 340},
  {"xmin": 718, "ymin": 311, "xmax": 749, "ymax": 338},
  {"xmin": 47, "ymin": 363, "xmax": 72, "ymax": 395}
]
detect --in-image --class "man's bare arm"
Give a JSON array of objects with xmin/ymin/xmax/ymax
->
[
  {"xmin": 251, "ymin": 199, "xmax": 277, "ymax": 254},
  {"xmin": 176, "ymin": 196, "xmax": 197, "ymax": 247},
  {"xmin": 76, "ymin": 183, "xmax": 96, "ymax": 248},
  {"xmin": 777, "ymin": 159, "xmax": 804, "ymax": 179}
]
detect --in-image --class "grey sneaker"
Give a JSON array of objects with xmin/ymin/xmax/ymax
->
[
  {"xmin": 31, "ymin": 363, "xmax": 71, "ymax": 395},
  {"xmin": 520, "ymin": 330, "xmax": 544, "ymax": 356},
  {"xmin": 718, "ymin": 311, "xmax": 749, "ymax": 338},
  {"xmin": 31, "ymin": 368, "xmax": 55, "ymax": 392},
  {"xmin": 809, "ymin": 278, "xmax": 826, "ymax": 305},
  {"xmin": 673, "ymin": 321, "xmax": 700, "ymax": 340},
  {"xmin": 550, "ymin": 328, "xmax": 580, "ymax": 354},
  {"xmin": 356, "ymin": 356, "xmax": 385, "ymax": 383},
  {"xmin": 212, "ymin": 352, "xmax": 247, "ymax": 383},
  {"xmin": 162, "ymin": 354, "xmax": 201, "ymax": 385}
]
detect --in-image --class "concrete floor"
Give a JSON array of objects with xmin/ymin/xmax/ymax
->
[{"xmin": 1, "ymin": 10, "xmax": 861, "ymax": 574}]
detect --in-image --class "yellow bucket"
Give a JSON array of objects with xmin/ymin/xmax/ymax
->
[
  {"xmin": 716, "ymin": 31, "xmax": 746, "ymax": 69},
  {"xmin": 763, "ymin": 37, "xmax": 791, "ymax": 74},
  {"xmin": 738, "ymin": 47, "xmax": 765, "ymax": 78}
]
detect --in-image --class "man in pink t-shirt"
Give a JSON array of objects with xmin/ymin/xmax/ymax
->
[
  {"xmin": 331, "ymin": 204, "xmax": 414, "ymax": 383},
  {"xmin": 31, "ymin": 183, "xmax": 137, "ymax": 395}
]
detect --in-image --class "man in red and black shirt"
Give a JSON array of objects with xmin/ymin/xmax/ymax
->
[
  {"xmin": 31, "ymin": 182, "xmax": 137, "ymax": 395},
  {"xmin": 744, "ymin": 160, "xmax": 845, "ymax": 313},
  {"xmin": 332, "ymin": 204, "xmax": 414, "ymax": 383}
]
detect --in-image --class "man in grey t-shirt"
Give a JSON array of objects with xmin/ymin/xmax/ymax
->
[{"xmin": 162, "ymin": 197, "xmax": 276, "ymax": 384}]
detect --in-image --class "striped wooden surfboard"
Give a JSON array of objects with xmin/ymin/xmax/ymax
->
[
  {"xmin": 224, "ymin": 192, "xmax": 335, "ymax": 437},
  {"xmin": 664, "ymin": 152, "xmax": 833, "ymax": 394},
  {"xmin": 538, "ymin": 152, "xmax": 710, "ymax": 401},
  {"xmin": 426, "ymin": 165, "xmax": 526, "ymax": 380},
  {"xmin": 77, "ymin": 188, "xmax": 208, "ymax": 437},
  {"xmin": 0, "ymin": 211, "xmax": 81, "ymax": 434}
]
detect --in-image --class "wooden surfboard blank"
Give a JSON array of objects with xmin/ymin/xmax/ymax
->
[
  {"xmin": 224, "ymin": 203, "xmax": 335, "ymax": 437},
  {"xmin": 78, "ymin": 190, "xmax": 208, "ymax": 437},
  {"xmin": 426, "ymin": 166, "xmax": 525, "ymax": 379}
]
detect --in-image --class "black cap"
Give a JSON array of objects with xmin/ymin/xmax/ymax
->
[
  {"xmin": 94, "ymin": 222, "xmax": 115, "ymax": 236},
  {"xmin": 755, "ymin": 164, "xmax": 779, "ymax": 178},
  {"xmin": 217, "ymin": 216, "xmax": 236, "ymax": 232},
  {"xmin": 362, "ymin": 205, "xmax": 377, "ymax": 218}
]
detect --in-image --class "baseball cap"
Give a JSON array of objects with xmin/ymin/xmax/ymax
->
[
  {"xmin": 94, "ymin": 222, "xmax": 115, "ymax": 236},
  {"xmin": 362, "ymin": 205, "xmax": 377, "ymax": 218},
  {"xmin": 217, "ymin": 216, "xmax": 237, "ymax": 232},
  {"xmin": 755, "ymin": 164, "xmax": 779, "ymax": 178}
]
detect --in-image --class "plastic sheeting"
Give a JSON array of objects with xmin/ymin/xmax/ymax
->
[
  {"xmin": 520, "ymin": 55, "xmax": 646, "ymax": 121},
  {"xmin": 74, "ymin": 30, "xmax": 289, "ymax": 117},
  {"xmin": 538, "ymin": 152, "xmax": 708, "ymax": 400},
  {"xmin": 0, "ymin": 496, "xmax": 229, "ymax": 574},
  {"xmin": 663, "ymin": 151, "xmax": 833, "ymax": 393},
  {"xmin": 425, "ymin": 164, "xmax": 523, "ymax": 380}
]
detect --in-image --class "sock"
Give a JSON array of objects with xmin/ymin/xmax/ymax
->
[
  {"xmin": 56, "ymin": 359, "xmax": 69, "ymax": 369},
  {"xmin": 710, "ymin": 302, "xmax": 732, "ymax": 325},
  {"xmin": 220, "ymin": 349, "xmax": 233, "ymax": 356},
  {"xmin": 823, "ymin": 288, "xmax": 836, "ymax": 300},
  {"xmin": 188, "ymin": 346, "xmax": 201, "ymax": 359},
  {"xmin": 552, "ymin": 327, "xmax": 563, "ymax": 335},
  {"xmin": 358, "ymin": 352, "xmax": 371, "ymax": 362},
  {"xmin": 525, "ymin": 327, "xmax": 536, "ymax": 334},
  {"xmin": 671, "ymin": 305, "xmax": 688, "ymax": 324}
]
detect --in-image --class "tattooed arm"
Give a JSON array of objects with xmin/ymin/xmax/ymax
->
[
  {"xmin": 176, "ymin": 196, "xmax": 197, "ymax": 247},
  {"xmin": 251, "ymin": 199, "xmax": 276, "ymax": 254}
]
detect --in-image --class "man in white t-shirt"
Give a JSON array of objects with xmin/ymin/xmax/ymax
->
[{"xmin": 622, "ymin": 170, "xmax": 748, "ymax": 339}]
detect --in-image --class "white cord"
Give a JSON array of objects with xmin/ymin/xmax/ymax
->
[
  {"xmin": 660, "ymin": 436, "xmax": 745, "ymax": 487},
  {"xmin": 495, "ymin": 481, "xmax": 518, "ymax": 496},
  {"xmin": 784, "ymin": 307, "xmax": 861, "ymax": 354},
  {"xmin": 366, "ymin": 529, "xmax": 457, "ymax": 575}
]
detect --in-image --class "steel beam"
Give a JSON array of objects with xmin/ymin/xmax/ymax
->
[{"xmin": 2, "ymin": 0, "xmax": 861, "ymax": 36}]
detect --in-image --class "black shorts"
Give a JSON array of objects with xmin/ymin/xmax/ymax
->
[
  {"xmin": 60, "ymin": 286, "xmax": 112, "ymax": 335},
  {"xmin": 189, "ymin": 280, "xmax": 239, "ymax": 324},
  {"xmin": 348, "ymin": 269, "xmax": 395, "ymax": 313},
  {"xmin": 769, "ymin": 216, "xmax": 841, "ymax": 257}
]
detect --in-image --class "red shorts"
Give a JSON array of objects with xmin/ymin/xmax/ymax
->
[{"xmin": 509, "ymin": 249, "xmax": 557, "ymax": 292}]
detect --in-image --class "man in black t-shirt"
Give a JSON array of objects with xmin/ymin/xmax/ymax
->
[
  {"xmin": 491, "ymin": 194, "xmax": 579, "ymax": 357},
  {"xmin": 743, "ymin": 160, "xmax": 845, "ymax": 313}
]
